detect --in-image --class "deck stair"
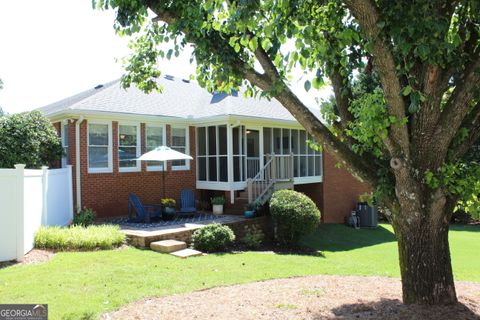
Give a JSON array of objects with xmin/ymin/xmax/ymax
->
[
  {"xmin": 246, "ymin": 153, "xmax": 294, "ymax": 206},
  {"xmin": 150, "ymin": 239, "xmax": 203, "ymax": 258},
  {"xmin": 150, "ymin": 239, "xmax": 187, "ymax": 253}
]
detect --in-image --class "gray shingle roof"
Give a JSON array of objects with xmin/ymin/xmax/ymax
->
[{"xmin": 38, "ymin": 75, "xmax": 320, "ymax": 122}]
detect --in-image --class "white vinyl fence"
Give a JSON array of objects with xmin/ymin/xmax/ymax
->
[{"xmin": 0, "ymin": 164, "xmax": 73, "ymax": 262}]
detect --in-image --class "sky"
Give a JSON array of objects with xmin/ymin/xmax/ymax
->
[{"xmin": 0, "ymin": 0, "xmax": 331, "ymax": 114}]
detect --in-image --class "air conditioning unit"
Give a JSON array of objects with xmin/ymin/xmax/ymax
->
[{"xmin": 356, "ymin": 202, "xmax": 378, "ymax": 228}]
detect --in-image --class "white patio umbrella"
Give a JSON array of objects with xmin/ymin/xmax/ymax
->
[{"xmin": 137, "ymin": 146, "xmax": 193, "ymax": 199}]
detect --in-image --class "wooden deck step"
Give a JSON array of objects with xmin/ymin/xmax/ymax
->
[
  {"xmin": 150, "ymin": 239, "xmax": 187, "ymax": 253},
  {"xmin": 170, "ymin": 248, "xmax": 203, "ymax": 258}
]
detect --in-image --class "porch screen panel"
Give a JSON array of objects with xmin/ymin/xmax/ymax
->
[
  {"xmin": 146, "ymin": 126, "xmax": 164, "ymax": 170},
  {"xmin": 291, "ymin": 130, "xmax": 299, "ymax": 177},
  {"xmin": 207, "ymin": 126, "xmax": 217, "ymax": 181},
  {"xmin": 233, "ymin": 126, "xmax": 245, "ymax": 182},
  {"xmin": 88, "ymin": 123, "xmax": 109, "ymax": 169},
  {"xmin": 261, "ymin": 127, "xmax": 322, "ymax": 180},
  {"xmin": 263, "ymin": 127, "xmax": 271, "ymax": 156},
  {"xmin": 219, "ymin": 125, "xmax": 228, "ymax": 182},
  {"xmin": 273, "ymin": 128, "xmax": 281, "ymax": 154},
  {"xmin": 299, "ymin": 130, "xmax": 307, "ymax": 176},
  {"xmin": 282, "ymin": 129, "xmax": 290, "ymax": 154}
]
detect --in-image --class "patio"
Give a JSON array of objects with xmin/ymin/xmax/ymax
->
[{"xmin": 107, "ymin": 214, "xmax": 267, "ymax": 248}]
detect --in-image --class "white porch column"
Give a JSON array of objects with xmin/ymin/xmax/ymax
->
[{"xmin": 227, "ymin": 124, "xmax": 234, "ymax": 204}]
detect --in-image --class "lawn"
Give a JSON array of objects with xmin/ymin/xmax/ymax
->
[{"xmin": 0, "ymin": 224, "xmax": 478, "ymax": 319}]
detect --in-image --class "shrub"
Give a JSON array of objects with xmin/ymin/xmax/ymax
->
[
  {"xmin": 269, "ymin": 189, "xmax": 321, "ymax": 244},
  {"xmin": 161, "ymin": 198, "xmax": 176, "ymax": 207},
  {"xmin": 0, "ymin": 110, "xmax": 64, "ymax": 168},
  {"xmin": 191, "ymin": 223, "xmax": 235, "ymax": 252},
  {"xmin": 34, "ymin": 225, "xmax": 125, "ymax": 250},
  {"xmin": 72, "ymin": 208, "xmax": 96, "ymax": 227},
  {"xmin": 211, "ymin": 196, "xmax": 225, "ymax": 205},
  {"xmin": 242, "ymin": 225, "xmax": 265, "ymax": 249}
]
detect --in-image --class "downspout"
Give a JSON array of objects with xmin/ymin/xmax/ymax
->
[{"xmin": 75, "ymin": 116, "xmax": 85, "ymax": 212}]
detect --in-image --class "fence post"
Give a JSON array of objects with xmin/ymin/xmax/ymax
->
[
  {"xmin": 67, "ymin": 165, "xmax": 74, "ymax": 224},
  {"xmin": 14, "ymin": 164, "xmax": 25, "ymax": 261},
  {"xmin": 41, "ymin": 166, "xmax": 49, "ymax": 226}
]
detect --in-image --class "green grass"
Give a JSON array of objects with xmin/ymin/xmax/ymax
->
[
  {"xmin": 34, "ymin": 225, "xmax": 125, "ymax": 250},
  {"xmin": 1, "ymin": 224, "xmax": 478, "ymax": 319}
]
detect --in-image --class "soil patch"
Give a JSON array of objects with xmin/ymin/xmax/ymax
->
[
  {"xmin": 0, "ymin": 249, "xmax": 54, "ymax": 269},
  {"xmin": 103, "ymin": 275, "xmax": 480, "ymax": 319}
]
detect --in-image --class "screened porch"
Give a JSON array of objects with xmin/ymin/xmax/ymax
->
[{"xmin": 195, "ymin": 124, "xmax": 323, "ymax": 192}]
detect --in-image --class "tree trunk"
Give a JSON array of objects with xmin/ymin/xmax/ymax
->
[{"xmin": 393, "ymin": 190, "xmax": 457, "ymax": 305}]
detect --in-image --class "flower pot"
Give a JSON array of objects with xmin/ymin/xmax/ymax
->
[
  {"xmin": 212, "ymin": 204, "xmax": 224, "ymax": 215},
  {"xmin": 244, "ymin": 210, "xmax": 255, "ymax": 218},
  {"xmin": 163, "ymin": 206, "xmax": 176, "ymax": 220}
]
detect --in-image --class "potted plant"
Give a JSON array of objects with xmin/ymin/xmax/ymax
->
[
  {"xmin": 211, "ymin": 196, "xmax": 225, "ymax": 215},
  {"xmin": 161, "ymin": 198, "xmax": 176, "ymax": 219},
  {"xmin": 244, "ymin": 202, "xmax": 258, "ymax": 218}
]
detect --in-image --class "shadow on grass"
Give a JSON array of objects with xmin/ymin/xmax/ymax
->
[
  {"xmin": 321, "ymin": 298, "xmax": 479, "ymax": 320},
  {"xmin": 301, "ymin": 224, "xmax": 397, "ymax": 252},
  {"xmin": 450, "ymin": 224, "xmax": 480, "ymax": 233}
]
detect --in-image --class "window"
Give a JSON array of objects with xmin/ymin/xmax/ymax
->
[
  {"xmin": 171, "ymin": 127, "xmax": 189, "ymax": 170},
  {"xmin": 61, "ymin": 122, "xmax": 69, "ymax": 168},
  {"xmin": 88, "ymin": 123, "xmax": 112, "ymax": 172},
  {"xmin": 146, "ymin": 125, "xmax": 165, "ymax": 171},
  {"xmin": 118, "ymin": 124, "xmax": 140, "ymax": 171}
]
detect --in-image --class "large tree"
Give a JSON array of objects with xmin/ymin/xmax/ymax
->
[{"xmin": 96, "ymin": 0, "xmax": 480, "ymax": 305}]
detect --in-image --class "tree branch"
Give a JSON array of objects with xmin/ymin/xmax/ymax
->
[
  {"xmin": 434, "ymin": 53, "xmax": 480, "ymax": 158},
  {"xmin": 330, "ymin": 65, "xmax": 354, "ymax": 130},
  {"xmin": 451, "ymin": 101, "xmax": 480, "ymax": 160},
  {"xmin": 148, "ymin": 4, "xmax": 379, "ymax": 185},
  {"xmin": 343, "ymin": 0, "xmax": 410, "ymax": 159}
]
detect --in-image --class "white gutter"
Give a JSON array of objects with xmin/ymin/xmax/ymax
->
[{"xmin": 75, "ymin": 116, "xmax": 85, "ymax": 212}]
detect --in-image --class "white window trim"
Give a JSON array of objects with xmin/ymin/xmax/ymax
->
[
  {"xmin": 118, "ymin": 122, "xmax": 141, "ymax": 173},
  {"xmin": 61, "ymin": 120, "xmax": 69, "ymax": 168},
  {"xmin": 171, "ymin": 126, "xmax": 190, "ymax": 171},
  {"xmin": 145, "ymin": 123, "xmax": 166, "ymax": 172},
  {"xmin": 87, "ymin": 121, "xmax": 113, "ymax": 174}
]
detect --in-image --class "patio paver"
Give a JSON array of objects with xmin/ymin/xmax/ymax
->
[
  {"xmin": 170, "ymin": 248, "xmax": 203, "ymax": 258},
  {"xmin": 150, "ymin": 240, "xmax": 187, "ymax": 253}
]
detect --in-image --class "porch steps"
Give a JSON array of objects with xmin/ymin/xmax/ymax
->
[
  {"xmin": 170, "ymin": 248, "xmax": 203, "ymax": 258},
  {"xmin": 150, "ymin": 239, "xmax": 187, "ymax": 253}
]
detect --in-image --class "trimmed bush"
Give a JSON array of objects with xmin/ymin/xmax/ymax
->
[
  {"xmin": 270, "ymin": 189, "xmax": 321, "ymax": 244},
  {"xmin": 191, "ymin": 223, "xmax": 235, "ymax": 252},
  {"xmin": 72, "ymin": 208, "xmax": 96, "ymax": 227},
  {"xmin": 34, "ymin": 225, "xmax": 125, "ymax": 251}
]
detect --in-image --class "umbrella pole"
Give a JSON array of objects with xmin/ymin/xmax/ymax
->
[{"xmin": 163, "ymin": 161, "xmax": 166, "ymax": 200}]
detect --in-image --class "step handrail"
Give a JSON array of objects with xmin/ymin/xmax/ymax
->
[{"xmin": 247, "ymin": 153, "xmax": 294, "ymax": 204}]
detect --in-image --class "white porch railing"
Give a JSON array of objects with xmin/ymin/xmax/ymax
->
[
  {"xmin": 246, "ymin": 157, "xmax": 261, "ymax": 179},
  {"xmin": 247, "ymin": 153, "xmax": 294, "ymax": 205}
]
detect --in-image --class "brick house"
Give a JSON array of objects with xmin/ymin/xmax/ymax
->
[{"xmin": 40, "ymin": 76, "xmax": 369, "ymax": 223}]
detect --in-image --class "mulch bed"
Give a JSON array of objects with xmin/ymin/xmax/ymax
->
[
  {"xmin": 102, "ymin": 275, "xmax": 480, "ymax": 320},
  {"xmin": 0, "ymin": 249, "xmax": 54, "ymax": 269}
]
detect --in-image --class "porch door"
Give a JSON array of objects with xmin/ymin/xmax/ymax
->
[{"xmin": 245, "ymin": 128, "xmax": 262, "ymax": 179}]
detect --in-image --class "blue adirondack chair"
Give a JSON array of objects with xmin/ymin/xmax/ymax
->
[
  {"xmin": 128, "ymin": 193, "xmax": 162, "ymax": 223},
  {"xmin": 180, "ymin": 189, "xmax": 196, "ymax": 215}
]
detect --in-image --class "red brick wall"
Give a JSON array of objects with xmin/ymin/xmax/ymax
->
[
  {"xmin": 293, "ymin": 183, "xmax": 324, "ymax": 221},
  {"xmin": 78, "ymin": 120, "xmax": 196, "ymax": 218},
  {"xmin": 320, "ymin": 151, "xmax": 371, "ymax": 223}
]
